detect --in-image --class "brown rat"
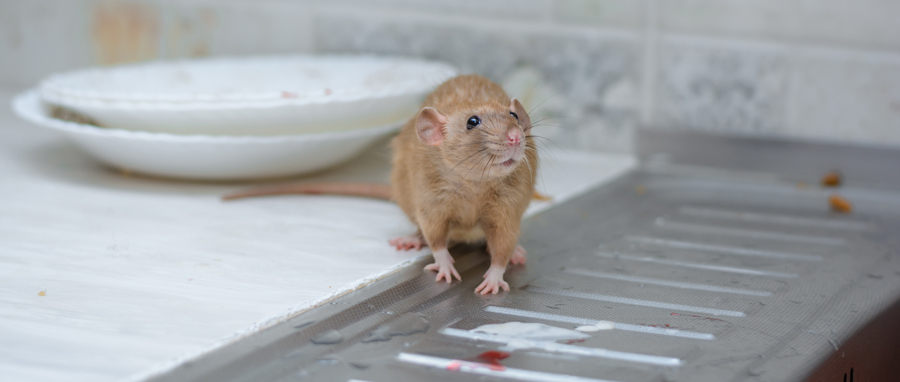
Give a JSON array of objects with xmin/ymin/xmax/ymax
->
[{"xmin": 224, "ymin": 74, "xmax": 537, "ymax": 295}]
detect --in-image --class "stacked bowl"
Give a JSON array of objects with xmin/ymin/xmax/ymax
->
[{"xmin": 13, "ymin": 55, "xmax": 457, "ymax": 180}]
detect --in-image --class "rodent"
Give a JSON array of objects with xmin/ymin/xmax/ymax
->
[{"xmin": 224, "ymin": 74, "xmax": 537, "ymax": 295}]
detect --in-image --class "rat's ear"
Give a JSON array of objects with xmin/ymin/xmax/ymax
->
[
  {"xmin": 415, "ymin": 107, "xmax": 448, "ymax": 146},
  {"xmin": 509, "ymin": 98, "xmax": 531, "ymax": 130}
]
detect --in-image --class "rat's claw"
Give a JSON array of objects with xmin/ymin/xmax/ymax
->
[
  {"xmin": 475, "ymin": 266, "xmax": 510, "ymax": 295},
  {"xmin": 510, "ymin": 244, "xmax": 527, "ymax": 265}
]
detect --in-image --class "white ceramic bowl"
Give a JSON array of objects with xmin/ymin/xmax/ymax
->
[
  {"xmin": 13, "ymin": 90, "xmax": 401, "ymax": 180},
  {"xmin": 39, "ymin": 55, "xmax": 455, "ymax": 136}
]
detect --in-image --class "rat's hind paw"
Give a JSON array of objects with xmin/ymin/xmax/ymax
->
[
  {"xmin": 475, "ymin": 266, "xmax": 510, "ymax": 295},
  {"xmin": 389, "ymin": 234, "xmax": 427, "ymax": 251},
  {"xmin": 510, "ymin": 244, "xmax": 527, "ymax": 265},
  {"xmin": 424, "ymin": 262, "xmax": 461, "ymax": 283}
]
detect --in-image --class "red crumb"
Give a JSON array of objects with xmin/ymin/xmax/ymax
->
[
  {"xmin": 477, "ymin": 351, "xmax": 510, "ymax": 366},
  {"xmin": 446, "ymin": 361, "xmax": 462, "ymax": 371},
  {"xmin": 487, "ymin": 363, "xmax": 506, "ymax": 371},
  {"xmin": 281, "ymin": 91, "xmax": 298, "ymax": 98}
]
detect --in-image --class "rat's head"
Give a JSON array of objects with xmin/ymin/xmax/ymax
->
[{"xmin": 416, "ymin": 98, "xmax": 532, "ymax": 181}]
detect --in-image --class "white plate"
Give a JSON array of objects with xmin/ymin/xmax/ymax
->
[
  {"xmin": 13, "ymin": 90, "xmax": 401, "ymax": 180},
  {"xmin": 39, "ymin": 55, "xmax": 455, "ymax": 135}
]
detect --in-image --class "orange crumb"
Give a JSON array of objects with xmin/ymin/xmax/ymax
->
[
  {"xmin": 829, "ymin": 194, "xmax": 852, "ymax": 214},
  {"xmin": 635, "ymin": 185, "xmax": 646, "ymax": 195},
  {"xmin": 821, "ymin": 171, "xmax": 842, "ymax": 187},
  {"xmin": 38, "ymin": 290, "xmax": 46, "ymax": 296},
  {"xmin": 796, "ymin": 182, "xmax": 808, "ymax": 190}
]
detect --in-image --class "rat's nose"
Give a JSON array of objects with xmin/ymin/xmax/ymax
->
[{"xmin": 507, "ymin": 130, "xmax": 522, "ymax": 146}]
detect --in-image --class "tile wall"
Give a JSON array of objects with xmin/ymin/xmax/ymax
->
[{"xmin": 2, "ymin": 0, "xmax": 898, "ymax": 151}]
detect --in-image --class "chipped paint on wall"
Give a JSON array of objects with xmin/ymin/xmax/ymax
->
[{"xmin": 91, "ymin": 1, "xmax": 160, "ymax": 65}]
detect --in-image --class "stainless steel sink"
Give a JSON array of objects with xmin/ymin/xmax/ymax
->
[{"xmin": 147, "ymin": 130, "xmax": 900, "ymax": 382}]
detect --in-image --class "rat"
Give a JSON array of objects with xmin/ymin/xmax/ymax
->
[{"xmin": 224, "ymin": 75, "xmax": 537, "ymax": 295}]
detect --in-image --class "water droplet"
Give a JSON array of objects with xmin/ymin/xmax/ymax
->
[
  {"xmin": 311, "ymin": 329, "xmax": 342, "ymax": 345},
  {"xmin": 362, "ymin": 313, "xmax": 430, "ymax": 342}
]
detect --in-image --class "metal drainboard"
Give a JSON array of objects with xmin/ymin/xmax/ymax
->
[{"xmin": 148, "ymin": 132, "xmax": 900, "ymax": 382}]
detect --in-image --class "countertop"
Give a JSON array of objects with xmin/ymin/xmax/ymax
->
[{"xmin": 0, "ymin": 87, "xmax": 635, "ymax": 382}]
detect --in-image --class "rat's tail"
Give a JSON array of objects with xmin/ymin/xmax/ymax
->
[{"xmin": 222, "ymin": 182, "xmax": 392, "ymax": 201}]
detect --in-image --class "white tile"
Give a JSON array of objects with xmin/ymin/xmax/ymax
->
[
  {"xmin": 786, "ymin": 48, "xmax": 900, "ymax": 146},
  {"xmin": 159, "ymin": 1, "xmax": 315, "ymax": 59},
  {"xmin": 653, "ymin": 36, "xmax": 789, "ymax": 134},
  {"xmin": 319, "ymin": 0, "xmax": 553, "ymax": 20},
  {"xmin": 552, "ymin": 0, "xmax": 647, "ymax": 30},
  {"xmin": 659, "ymin": 0, "xmax": 900, "ymax": 52},
  {"xmin": 315, "ymin": 9, "xmax": 642, "ymax": 152},
  {"xmin": 0, "ymin": 0, "xmax": 94, "ymax": 87}
]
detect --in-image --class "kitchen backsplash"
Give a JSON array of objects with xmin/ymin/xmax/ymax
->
[{"xmin": 2, "ymin": 0, "xmax": 898, "ymax": 151}]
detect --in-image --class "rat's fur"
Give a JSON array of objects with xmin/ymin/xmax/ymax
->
[
  {"xmin": 223, "ymin": 75, "xmax": 537, "ymax": 294},
  {"xmin": 391, "ymin": 75, "xmax": 536, "ymax": 294}
]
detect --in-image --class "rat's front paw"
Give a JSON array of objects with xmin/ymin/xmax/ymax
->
[
  {"xmin": 475, "ymin": 266, "xmax": 510, "ymax": 295},
  {"xmin": 424, "ymin": 261, "xmax": 461, "ymax": 283}
]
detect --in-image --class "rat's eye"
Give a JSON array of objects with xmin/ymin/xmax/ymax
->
[
  {"xmin": 510, "ymin": 111, "xmax": 519, "ymax": 121},
  {"xmin": 466, "ymin": 116, "xmax": 481, "ymax": 130}
]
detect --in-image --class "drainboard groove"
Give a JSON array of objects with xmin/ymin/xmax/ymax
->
[
  {"xmin": 397, "ymin": 353, "xmax": 622, "ymax": 382},
  {"xmin": 654, "ymin": 217, "xmax": 846, "ymax": 246},
  {"xmin": 484, "ymin": 306, "xmax": 716, "ymax": 340},
  {"xmin": 595, "ymin": 252, "xmax": 799, "ymax": 278},
  {"xmin": 563, "ymin": 267, "xmax": 773, "ymax": 296},
  {"xmin": 626, "ymin": 236, "xmax": 823, "ymax": 261},
  {"xmin": 678, "ymin": 206, "xmax": 871, "ymax": 231},
  {"xmin": 440, "ymin": 328, "xmax": 683, "ymax": 366},
  {"xmin": 526, "ymin": 286, "xmax": 746, "ymax": 317}
]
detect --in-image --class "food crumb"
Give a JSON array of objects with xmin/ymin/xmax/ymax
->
[
  {"xmin": 281, "ymin": 91, "xmax": 298, "ymax": 98},
  {"xmin": 635, "ymin": 185, "xmax": 646, "ymax": 195},
  {"xmin": 829, "ymin": 194, "xmax": 852, "ymax": 214},
  {"xmin": 796, "ymin": 182, "xmax": 808, "ymax": 190},
  {"xmin": 38, "ymin": 290, "xmax": 46, "ymax": 296},
  {"xmin": 821, "ymin": 171, "xmax": 842, "ymax": 187}
]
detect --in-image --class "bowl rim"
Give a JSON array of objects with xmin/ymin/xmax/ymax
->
[
  {"xmin": 12, "ymin": 90, "xmax": 404, "ymax": 144},
  {"xmin": 39, "ymin": 54, "xmax": 457, "ymax": 108}
]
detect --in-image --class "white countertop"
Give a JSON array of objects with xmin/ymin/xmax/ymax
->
[{"xmin": 0, "ymin": 87, "xmax": 635, "ymax": 382}]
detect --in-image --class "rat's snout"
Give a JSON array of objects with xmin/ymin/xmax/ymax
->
[{"xmin": 506, "ymin": 129, "xmax": 522, "ymax": 146}]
